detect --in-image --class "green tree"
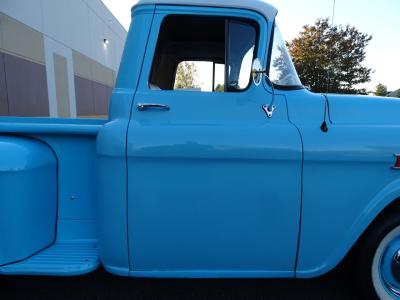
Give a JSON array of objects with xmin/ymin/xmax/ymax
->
[
  {"xmin": 374, "ymin": 83, "xmax": 388, "ymax": 96},
  {"xmin": 215, "ymin": 84, "xmax": 224, "ymax": 92},
  {"xmin": 287, "ymin": 18, "xmax": 372, "ymax": 94},
  {"xmin": 397, "ymin": 90, "xmax": 400, "ymax": 98},
  {"xmin": 272, "ymin": 45, "xmax": 295, "ymax": 83},
  {"xmin": 174, "ymin": 62, "xmax": 199, "ymax": 89}
]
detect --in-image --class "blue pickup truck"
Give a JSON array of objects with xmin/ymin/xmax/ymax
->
[{"xmin": 1, "ymin": 0, "xmax": 399, "ymax": 299}]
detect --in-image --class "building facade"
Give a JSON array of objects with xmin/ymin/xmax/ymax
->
[{"xmin": 0, "ymin": 0, "xmax": 127, "ymax": 118}]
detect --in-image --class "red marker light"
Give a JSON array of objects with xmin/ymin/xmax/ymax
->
[{"xmin": 394, "ymin": 155, "xmax": 400, "ymax": 169}]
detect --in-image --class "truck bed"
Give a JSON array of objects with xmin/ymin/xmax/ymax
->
[
  {"xmin": 0, "ymin": 117, "xmax": 105, "ymax": 275},
  {"xmin": 0, "ymin": 117, "xmax": 106, "ymax": 135}
]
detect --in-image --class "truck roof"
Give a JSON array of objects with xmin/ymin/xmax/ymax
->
[{"xmin": 134, "ymin": 0, "xmax": 278, "ymax": 21}]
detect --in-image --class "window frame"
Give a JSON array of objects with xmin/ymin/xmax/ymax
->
[
  {"xmin": 148, "ymin": 14, "xmax": 260, "ymax": 93},
  {"xmin": 225, "ymin": 18, "xmax": 259, "ymax": 92}
]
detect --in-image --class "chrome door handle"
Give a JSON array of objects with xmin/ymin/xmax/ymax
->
[{"xmin": 137, "ymin": 103, "xmax": 170, "ymax": 111}]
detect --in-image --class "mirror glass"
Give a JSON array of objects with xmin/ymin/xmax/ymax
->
[{"xmin": 252, "ymin": 58, "xmax": 263, "ymax": 86}]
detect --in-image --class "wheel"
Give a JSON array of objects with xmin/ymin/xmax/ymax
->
[{"xmin": 356, "ymin": 212, "xmax": 400, "ymax": 299}]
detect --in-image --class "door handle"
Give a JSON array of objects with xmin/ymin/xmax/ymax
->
[{"xmin": 137, "ymin": 103, "xmax": 170, "ymax": 111}]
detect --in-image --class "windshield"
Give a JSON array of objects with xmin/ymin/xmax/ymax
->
[{"xmin": 269, "ymin": 24, "xmax": 302, "ymax": 87}]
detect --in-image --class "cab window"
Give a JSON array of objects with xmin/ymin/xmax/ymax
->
[
  {"xmin": 149, "ymin": 15, "xmax": 258, "ymax": 92},
  {"xmin": 269, "ymin": 24, "xmax": 302, "ymax": 87}
]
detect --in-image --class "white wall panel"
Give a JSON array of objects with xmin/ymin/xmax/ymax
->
[
  {"xmin": 0, "ymin": 0, "xmax": 43, "ymax": 32},
  {"xmin": 103, "ymin": 25, "xmax": 114, "ymax": 68},
  {"xmin": 67, "ymin": 0, "xmax": 92, "ymax": 58},
  {"xmin": 0, "ymin": 0, "xmax": 126, "ymax": 74},
  {"xmin": 114, "ymin": 36, "xmax": 125, "ymax": 72},
  {"xmin": 41, "ymin": 0, "xmax": 71, "ymax": 47},
  {"xmin": 84, "ymin": 0, "xmax": 127, "ymax": 40},
  {"xmin": 88, "ymin": 9, "xmax": 107, "ymax": 67}
]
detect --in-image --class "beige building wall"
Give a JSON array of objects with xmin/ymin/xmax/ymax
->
[
  {"xmin": 0, "ymin": 13, "xmax": 45, "ymax": 64},
  {"xmin": 0, "ymin": 12, "xmax": 117, "ymax": 118},
  {"xmin": 0, "ymin": 13, "xmax": 49, "ymax": 116},
  {"xmin": 72, "ymin": 51, "xmax": 116, "ymax": 88},
  {"xmin": 72, "ymin": 51, "xmax": 115, "ymax": 117},
  {"xmin": 54, "ymin": 54, "xmax": 71, "ymax": 118},
  {"xmin": 0, "ymin": 0, "xmax": 126, "ymax": 118}
]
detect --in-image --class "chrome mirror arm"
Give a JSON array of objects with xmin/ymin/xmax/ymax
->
[
  {"xmin": 251, "ymin": 58, "xmax": 276, "ymax": 118},
  {"xmin": 262, "ymin": 73, "xmax": 276, "ymax": 119}
]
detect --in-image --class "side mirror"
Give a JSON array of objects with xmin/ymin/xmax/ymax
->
[
  {"xmin": 251, "ymin": 58, "xmax": 277, "ymax": 118},
  {"xmin": 252, "ymin": 58, "xmax": 265, "ymax": 86}
]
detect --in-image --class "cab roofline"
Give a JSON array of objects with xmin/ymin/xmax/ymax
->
[{"xmin": 133, "ymin": 0, "xmax": 278, "ymax": 21}]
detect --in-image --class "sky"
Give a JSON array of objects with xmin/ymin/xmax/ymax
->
[{"xmin": 102, "ymin": 0, "xmax": 400, "ymax": 92}]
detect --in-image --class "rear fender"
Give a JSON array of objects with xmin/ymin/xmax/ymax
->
[{"xmin": 0, "ymin": 135, "xmax": 57, "ymax": 266}]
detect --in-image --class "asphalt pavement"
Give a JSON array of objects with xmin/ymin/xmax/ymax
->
[{"xmin": 0, "ymin": 264, "xmax": 362, "ymax": 300}]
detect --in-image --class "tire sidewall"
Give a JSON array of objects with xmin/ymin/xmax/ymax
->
[
  {"xmin": 357, "ymin": 213, "xmax": 400, "ymax": 300},
  {"xmin": 371, "ymin": 225, "xmax": 400, "ymax": 299}
]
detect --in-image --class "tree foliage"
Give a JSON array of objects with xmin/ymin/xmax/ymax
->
[
  {"xmin": 174, "ymin": 62, "xmax": 199, "ymax": 89},
  {"xmin": 215, "ymin": 84, "xmax": 224, "ymax": 92},
  {"xmin": 272, "ymin": 45, "xmax": 298, "ymax": 85},
  {"xmin": 374, "ymin": 83, "xmax": 388, "ymax": 96},
  {"xmin": 287, "ymin": 18, "xmax": 372, "ymax": 94},
  {"xmin": 397, "ymin": 90, "xmax": 400, "ymax": 98}
]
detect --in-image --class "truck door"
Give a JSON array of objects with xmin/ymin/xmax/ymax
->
[{"xmin": 126, "ymin": 6, "xmax": 302, "ymax": 276}]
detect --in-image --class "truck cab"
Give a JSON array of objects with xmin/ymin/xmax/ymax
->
[
  {"xmin": 1, "ymin": 1, "xmax": 400, "ymax": 299},
  {"xmin": 100, "ymin": 0, "xmax": 304, "ymax": 278}
]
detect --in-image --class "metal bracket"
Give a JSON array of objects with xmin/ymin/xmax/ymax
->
[{"xmin": 262, "ymin": 104, "xmax": 276, "ymax": 118}]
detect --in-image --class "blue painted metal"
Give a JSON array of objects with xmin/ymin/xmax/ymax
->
[
  {"xmin": 287, "ymin": 91, "xmax": 400, "ymax": 278},
  {"xmin": 0, "ymin": 136, "xmax": 57, "ymax": 266},
  {"xmin": 35, "ymin": 135, "xmax": 98, "ymax": 222},
  {"xmin": 125, "ymin": 6, "xmax": 302, "ymax": 277},
  {"xmin": 97, "ymin": 5, "xmax": 156, "ymax": 276},
  {"xmin": 0, "ymin": 1, "xmax": 400, "ymax": 281},
  {"xmin": 0, "ymin": 117, "xmax": 105, "ymax": 135},
  {"xmin": 0, "ymin": 117, "xmax": 101, "ymax": 275},
  {"xmin": 0, "ymin": 241, "xmax": 99, "ymax": 276}
]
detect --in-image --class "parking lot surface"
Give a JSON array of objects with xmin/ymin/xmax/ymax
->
[{"xmin": 0, "ymin": 264, "xmax": 361, "ymax": 300}]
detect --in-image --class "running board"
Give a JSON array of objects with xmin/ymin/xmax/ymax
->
[{"xmin": 0, "ymin": 240, "xmax": 99, "ymax": 276}]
